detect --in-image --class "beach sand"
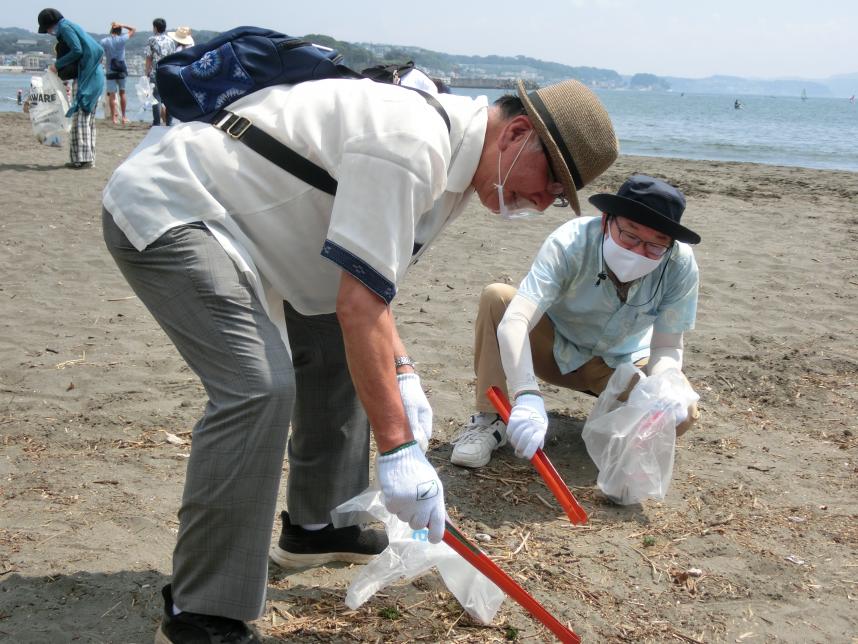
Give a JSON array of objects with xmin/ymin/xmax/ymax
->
[{"xmin": 0, "ymin": 111, "xmax": 856, "ymax": 642}]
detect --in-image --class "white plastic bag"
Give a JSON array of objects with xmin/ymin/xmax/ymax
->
[
  {"xmin": 331, "ymin": 486, "xmax": 505, "ymax": 624},
  {"xmin": 135, "ymin": 75, "xmax": 157, "ymax": 111},
  {"xmin": 27, "ymin": 71, "xmax": 70, "ymax": 146},
  {"xmin": 582, "ymin": 363, "xmax": 699, "ymax": 505}
]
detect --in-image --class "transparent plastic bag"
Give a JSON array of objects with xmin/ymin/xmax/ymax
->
[
  {"xmin": 582, "ymin": 363, "xmax": 699, "ymax": 505},
  {"xmin": 135, "ymin": 75, "xmax": 157, "ymax": 111},
  {"xmin": 27, "ymin": 71, "xmax": 70, "ymax": 146},
  {"xmin": 331, "ymin": 486, "xmax": 505, "ymax": 624}
]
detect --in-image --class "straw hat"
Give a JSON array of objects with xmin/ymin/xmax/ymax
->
[
  {"xmin": 517, "ymin": 79, "xmax": 618, "ymax": 214},
  {"xmin": 168, "ymin": 26, "xmax": 194, "ymax": 46}
]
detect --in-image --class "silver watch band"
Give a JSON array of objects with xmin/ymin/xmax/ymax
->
[{"xmin": 394, "ymin": 355, "xmax": 416, "ymax": 369}]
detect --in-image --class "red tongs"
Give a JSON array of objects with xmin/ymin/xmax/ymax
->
[
  {"xmin": 443, "ymin": 520, "xmax": 581, "ymax": 643},
  {"xmin": 486, "ymin": 386, "xmax": 588, "ymax": 524}
]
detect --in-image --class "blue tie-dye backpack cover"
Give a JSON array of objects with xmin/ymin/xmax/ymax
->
[{"xmin": 155, "ymin": 26, "xmax": 356, "ymax": 123}]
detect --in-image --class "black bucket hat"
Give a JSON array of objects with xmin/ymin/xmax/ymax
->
[
  {"xmin": 37, "ymin": 8, "xmax": 64, "ymax": 34},
  {"xmin": 588, "ymin": 174, "xmax": 701, "ymax": 244}
]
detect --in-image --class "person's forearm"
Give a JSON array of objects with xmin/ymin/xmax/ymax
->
[
  {"xmin": 390, "ymin": 317, "xmax": 415, "ymax": 375},
  {"xmin": 337, "ymin": 272, "xmax": 411, "ymax": 453},
  {"xmin": 647, "ymin": 331, "xmax": 684, "ymax": 376},
  {"xmin": 498, "ymin": 293, "xmax": 541, "ymax": 397}
]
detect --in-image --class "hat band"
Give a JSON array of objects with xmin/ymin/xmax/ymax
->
[{"xmin": 528, "ymin": 91, "xmax": 584, "ymax": 190}]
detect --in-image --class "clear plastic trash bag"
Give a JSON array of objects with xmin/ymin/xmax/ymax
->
[
  {"xmin": 27, "ymin": 71, "xmax": 70, "ymax": 146},
  {"xmin": 135, "ymin": 75, "xmax": 158, "ymax": 111},
  {"xmin": 582, "ymin": 363, "xmax": 699, "ymax": 505},
  {"xmin": 331, "ymin": 486, "xmax": 505, "ymax": 624}
]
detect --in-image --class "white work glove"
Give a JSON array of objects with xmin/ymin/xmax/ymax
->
[
  {"xmin": 377, "ymin": 442, "xmax": 446, "ymax": 543},
  {"xmin": 507, "ymin": 393, "xmax": 548, "ymax": 460},
  {"xmin": 397, "ymin": 373, "xmax": 433, "ymax": 452}
]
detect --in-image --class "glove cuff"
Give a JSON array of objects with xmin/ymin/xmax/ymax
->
[
  {"xmin": 378, "ymin": 440, "xmax": 421, "ymax": 463},
  {"xmin": 396, "ymin": 372, "xmax": 420, "ymax": 385},
  {"xmin": 515, "ymin": 393, "xmax": 545, "ymax": 412}
]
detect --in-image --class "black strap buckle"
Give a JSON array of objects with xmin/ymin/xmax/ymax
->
[{"xmin": 213, "ymin": 111, "xmax": 252, "ymax": 139}]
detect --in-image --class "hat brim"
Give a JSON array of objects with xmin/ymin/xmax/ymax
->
[
  {"xmin": 589, "ymin": 193, "xmax": 701, "ymax": 244},
  {"xmin": 168, "ymin": 32, "xmax": 193, "ymax": 45},
  {"xmin": 38, "ymin": 25, "xmax": 49, "ymax": 34},
  {"xmin": 516, "ymin": 80, "xmax": 580, "ymax": 215}
]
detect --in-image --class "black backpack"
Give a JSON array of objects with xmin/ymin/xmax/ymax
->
[
  {"xmin": 360, "ymin": 61, "xmax": 416, "ymax": 85},
  {"xmin": 54, "ymin": 38, "xmax": 78, "ymax": 81}
]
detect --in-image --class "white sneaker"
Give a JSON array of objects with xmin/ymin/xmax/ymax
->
[{"xmin": 450, "ymin": 413, "xmax": 507, "ymax": 468}]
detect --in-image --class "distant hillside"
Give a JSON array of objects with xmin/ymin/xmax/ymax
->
[
  {"xmin": 823, "ymin": 72, "xmax": 858, "ymax": 98},
  {"xmin": 353, "ymin": 41, "xmax": 624, "ymax": 86},
  {"xmin": 2, "ymin": 27, "xmax": 855, "ymax": 96},
  {"xmin": 664, "ymin": 74, "xmax": 835, "ymax": 98}
]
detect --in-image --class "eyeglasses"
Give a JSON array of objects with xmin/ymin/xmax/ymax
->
[
  {"xmin": 611, "ymin": 218, "xmax": 673, "ymax": 258},
  {"xmin": 539, "ymin": 141, "xmax": 567, "ymax": 206}
]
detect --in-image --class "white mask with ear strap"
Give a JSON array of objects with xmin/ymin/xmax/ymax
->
[
  {"xmin": 602, "ymin": 232, "xmax": 663, "ymax": 283},
  {"xmin": 495, "ymin": 130, "xmax": 541, "ymax": 220}
]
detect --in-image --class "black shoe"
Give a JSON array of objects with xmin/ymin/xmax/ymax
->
[
  {"xmin": 155, "ymin": 585, "xmax": 261, "ymax": 644},
  {"xmin": 64, "ymin": 161, "xmax": 93, "ymax": 169},
  {"xmin": 270, "ymin": 510, "xmax": 388, "ymax": 568}
]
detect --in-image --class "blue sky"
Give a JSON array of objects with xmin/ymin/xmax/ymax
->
[{"xmin": 9, "ymin": 1, "xmax": 857, "ymax": 79}]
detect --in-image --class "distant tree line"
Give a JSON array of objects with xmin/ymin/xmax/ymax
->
[{"xmin": 0, "ymin": 26, "xmax": 633, "ymax": 88}]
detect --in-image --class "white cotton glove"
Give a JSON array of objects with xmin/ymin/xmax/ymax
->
[
  {"xmin": 397, "ymin": 373, "xmax": 433, "ymax": 452},
  {"xmin": 377, "ymin": 442, "xmax": 446, "ymax": 543},
  {"xmin": 507, "ymin": 393, "xmax": 549, "ymax": 460}
]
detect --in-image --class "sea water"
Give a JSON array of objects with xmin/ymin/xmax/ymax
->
[
  {"xmin": 2, "ymin": 73, "xmax": 857, "ymax": 172},
  {"xmin": 456, "ymin": 87, "xmax": 858, "ymax": 172}
]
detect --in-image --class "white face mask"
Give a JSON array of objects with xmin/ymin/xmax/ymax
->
[
  {"xmin": 602, "ymin": 232, "xmax": 664, "ymax": 283},
  {"xmin": 495, "ymin": 130, "xmax": 541, "ymax": 220}
]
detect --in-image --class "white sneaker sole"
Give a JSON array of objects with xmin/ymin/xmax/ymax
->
[
  {"xmin": 269, "ymin": 545, "xmax": 378, "ymax": 568},
  {"xmin": 450, "ymin": 449, "xmax": 494, "ymax": 468}
]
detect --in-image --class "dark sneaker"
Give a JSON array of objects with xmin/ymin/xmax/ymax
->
[
  {"xmin": 270, "ymin": 511, "xmax": 388, "ymax": 568},
  {"xmin": 154, "ymin": 584, "xmax": 261, "ymax": 644},
  {"xmin": 64, "ymin": 161, "xmax": 94, "ymax": 169}
]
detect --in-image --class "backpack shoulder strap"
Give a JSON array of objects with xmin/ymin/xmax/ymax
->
[
  {"xmin": 406, "ymin": 87, "xmax": 451, "ymax": 133},
  {"xmin": 212, "ymin": 88, "xmax": 451, "ymax": 196},
  {"xmin": 213, "ymin": 111, "xmax": 338, "ymax": 195}
]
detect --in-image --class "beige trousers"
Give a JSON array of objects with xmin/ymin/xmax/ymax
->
[{"xmin": 473, "ymin": 283, "xmax": 698, "ymax": 436}]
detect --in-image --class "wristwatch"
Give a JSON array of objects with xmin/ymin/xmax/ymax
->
[{"xmin": 394, "ymin": 355, "xmax": 416, "ymax": 370}]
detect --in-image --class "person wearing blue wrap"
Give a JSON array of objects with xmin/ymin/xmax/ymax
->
[{"xmin": 38, "ymin": 8, "xmax": 105, "ymax": 168}]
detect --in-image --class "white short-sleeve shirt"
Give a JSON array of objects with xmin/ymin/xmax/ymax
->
[{"xmin": 103, "ymin": 79, "xmax": 487, "ymax": 314}]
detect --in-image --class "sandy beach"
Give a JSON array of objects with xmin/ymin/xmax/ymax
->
[{"xmin": 0, "ymin": 110, "xmax": 856, "ymax": 643}]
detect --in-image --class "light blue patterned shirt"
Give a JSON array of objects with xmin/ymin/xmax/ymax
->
[{"xmin": 517, "ymin": 216, "xmax": 699, "ymax": 373}]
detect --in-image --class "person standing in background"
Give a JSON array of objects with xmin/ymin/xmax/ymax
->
[
  {"xmin": 164, "ymin": 27, "xmax": 195, "ymax": 122},
  {"xmin": 38, "ymin": 8, "xmax": 105, "ymax": 169},
  {"xmin": 168, "ymin": 25, "xmax": 195, "ymax": 51},
  {"xmin": 144, "ymin": 17, "xmax": 175, "ymax": 126},
  {"xmin": 100, "ymin": 21, "xmax": 136, "ymax": 125}
]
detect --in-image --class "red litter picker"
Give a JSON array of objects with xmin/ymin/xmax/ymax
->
[
  {"xmin": 443, "ymin": 521, "xmax": 581, "ymax": 643},
  {"xmin": 486, "ymin": 386, "xmax": 588, "ymax": 524}
]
